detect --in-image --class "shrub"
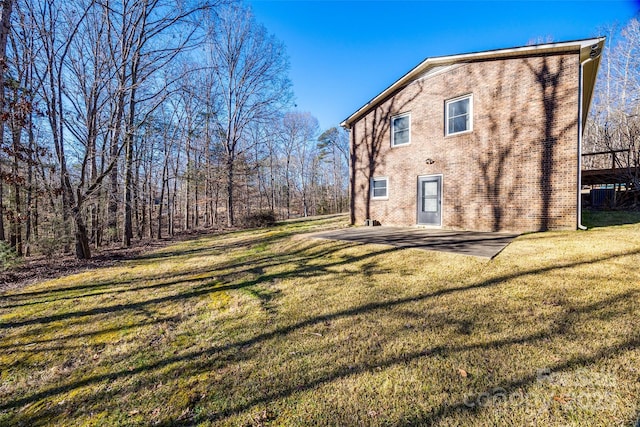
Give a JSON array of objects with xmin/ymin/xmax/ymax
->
[
  {"xmin": 240, "ymin": 211, "xmax": 277, "ymax": 229},
  {"xmin": 0, "ymin": 241, "xmax": 20, "ymax": 271},
  {"xmin": 35, "ymin": 217, "xmax": 74, "ymax": 257},
  {"xmin": 37, "ymin": 236, "xmax": 64, "ymax": 258}
]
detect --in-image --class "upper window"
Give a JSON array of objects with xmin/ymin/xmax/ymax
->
[
  {"xmin": 391, "ymin": 113, "xmax": 410, "ymax": 146},
  {"xmin": 371, "ymin": 177, "xmax": 388, "ymax": 199},
  {"xmin": 445, "ymin": 95, "xmax": 472, "ymax": 136}
]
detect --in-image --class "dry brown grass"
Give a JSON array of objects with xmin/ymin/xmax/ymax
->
[{"xmin": 1, "ymin": 213, "xmax": 639, "ymax": 426}]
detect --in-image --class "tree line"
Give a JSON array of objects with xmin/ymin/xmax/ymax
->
[
  {"xmin": 584, "ymin": 17, "xmax": 640, "ymax": 207},
  {"xmin": 0, "ymin": 0, "xmax": 349, "ymax": 260}
]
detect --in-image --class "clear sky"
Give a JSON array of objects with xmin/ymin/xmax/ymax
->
[{"xmin": 247, "ymin": 0, "xmax": 639, "ymax": 130}]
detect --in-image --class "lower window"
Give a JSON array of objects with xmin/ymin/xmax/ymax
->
[{"xmin": 371, "ymin": 177, "xmax": 388, "ymax": 199}]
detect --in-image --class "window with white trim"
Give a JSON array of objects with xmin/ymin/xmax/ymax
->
[
  {"xmin": 391, "ymin": 113, "xmax": 410, "ymax": 146},
  {"xmin": 371, "ymin": 177, "xmax": 388, "ymax": 199},
  {"xmin": 445, "ymin": 94, "xmax": 472, "ymax": 135}
]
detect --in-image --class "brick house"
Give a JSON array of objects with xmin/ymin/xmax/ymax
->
[{"xmin": 341, "ymin": 38, "xmax": 605, "ymax": 233}]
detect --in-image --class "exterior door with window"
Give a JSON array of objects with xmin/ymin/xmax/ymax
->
[{"xmin": 417, "ymin": 176, "xmax": 442, "ymax": 226}]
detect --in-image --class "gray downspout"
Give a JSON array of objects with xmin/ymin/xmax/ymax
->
[{"xmin": 577, "ymin": 55, "xmax": 596, "ymax": 230}]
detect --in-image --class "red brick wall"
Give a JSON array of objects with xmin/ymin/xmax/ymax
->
[{"xmin": 350, "ymin": 53, "xmax": 580, "ymax": 232}]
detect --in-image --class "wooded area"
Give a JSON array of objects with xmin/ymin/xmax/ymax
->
[
  {"xmin": 0, "ymin": 0, "xmax": 349, "ymax": 260},
  {"xmin": 584, "ymin": 18, "xmax": 640, "ymax": 207}
]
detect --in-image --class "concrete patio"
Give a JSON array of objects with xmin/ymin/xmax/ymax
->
[{"xmin": 313, "ymin": 227, "xmax": 519, "ymax": 259}]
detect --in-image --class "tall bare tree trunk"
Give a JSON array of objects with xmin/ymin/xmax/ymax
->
[
  {"xmin": 157, "ymin": 161, "xmax": 167, "ymax": 239},
  {"xmin": 122, "ymin": 35, "xmax": 142, "ymax": 247},
  {"xmin": 185, "ymin": 136, "xmax": 191, "ymax": 230},
  {"xmin": 0, "ymin": 173, "xmax": 4, "ymax": 242},
  {"xmin": 72, "ymin": 194, "xmax": 91, "ymax": 259},
  {"xmin": 123, "ymin": 128, "xmax": 134, "ymax": 246},
  {"xmin": 108, "ymin": 96, "xmax": 124, "ymax": 242},
  {"xmin": 0, "ymin": 0, "xmax": 13, "ymax": 243},
  {"xmin": 226, "ymin": 155, "xmax": 234, "ymax": 227},
  {"xmin": 194, "ymin": 154, "xmax": 199, "ymax": 227},
  {"xmin": 10, "ymin": 124, "xmax": 22, "ymax": 255}
]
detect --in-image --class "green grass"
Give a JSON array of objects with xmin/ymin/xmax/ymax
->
[
  {"xmin": 1, "ymin": 214, "xmax": 639, "ymax": 426},
  {"xmin": 583, "ymin": 209, "xmax": 640, "ymax": 228}
]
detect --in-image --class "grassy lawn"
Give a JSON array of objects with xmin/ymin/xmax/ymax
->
[
  {"xmin": 1, "ymin": 213, "xmax": 639, "ymax": 426},
  {"xmin": 583, "ymin": 209, "xmax": 640, "ymax": 228}
]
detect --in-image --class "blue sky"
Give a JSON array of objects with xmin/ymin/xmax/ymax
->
[{"xmin": 248, "ymin": 0, "xmax": 639, "ymax": 130}]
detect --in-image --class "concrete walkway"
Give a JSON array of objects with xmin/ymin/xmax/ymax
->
[{"xmin": 313, "ymin": 227, "xmax": 519, "ymax": 259}]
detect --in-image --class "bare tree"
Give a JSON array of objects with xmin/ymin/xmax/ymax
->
[
  {"xmin": 207, "ymin": 4, "xmax": 291, "ymax": 226},
  {"xmin": 103, "ymin": 0, "xmax": 215, "ymax": 247},
  {"xmin": 318, "ymin": 126, "xmax": 349, "ymax": 212},
  {"xmin": 0, "ymin": 0, "xmax": 13, "ymax": 243},
  {"xmin": 585, "ymin": 18, "xmax": 640, "ymax": 206},
  {"xmin": 285, "ymin": 112, "xmax": 318, "ymax": 217},
  {"xmin": 27, "ymin": 0, "xmax": 98, "ymax": 258}
]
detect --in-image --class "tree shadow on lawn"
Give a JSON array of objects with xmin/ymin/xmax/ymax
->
[
  {"xmin": 0, "ymin": 239, "xmax": 397, "ymax": 420},
  {"xmin": 177, "ymin": 251, "xmax": 640, "ymax": 425},
  {"xmin": 132, "ymin": 229, "xmax": 290, "ymax": 264},
  {"xmin": 2, "ymin": 246, "xmax": 639, "ymax": 425},
  {"xmin": 398, "ymin": 289, "xmax": 640, "ymax": 426},
  {"xmin": 0, "ymin": 229, "xmax": 355, "ymax": 312},
  {"xmin": 0, "ymin": 239, "xmax": 375, "ymax": 331},
  {"xmin": 0, "ymin": 247, "xmax": 301, "ymax": 311},
  {"xmin": 0, "ymin": 315, "xmax": 184, "ymax": 352},
  {"xmin": 0, "ymin": 226, "xmax": 308, "ymax": 301},
  {"xmin": 133, "ymin": 214, "xmax": 347, "ymax": 265}
]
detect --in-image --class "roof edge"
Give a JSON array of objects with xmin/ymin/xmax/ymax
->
[{"xmin": 341, "ymin": 37, "xmax": 606, "ymax": 128}]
